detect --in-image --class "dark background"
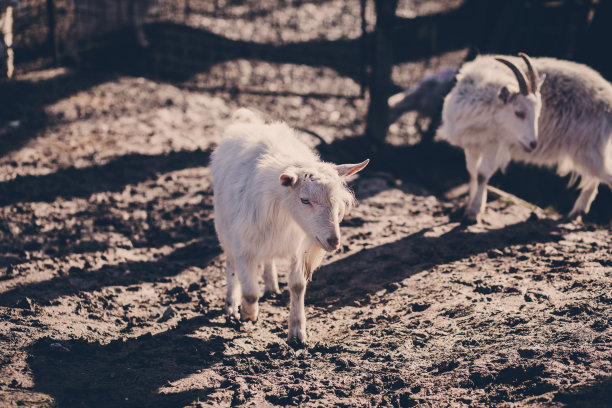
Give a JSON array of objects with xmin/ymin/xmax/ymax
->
[{"xmin": 2, "ymin": 0, "xmax": 611, "ymax": 224}]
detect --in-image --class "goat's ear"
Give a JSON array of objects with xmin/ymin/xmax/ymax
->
[
  {"xmin": 336, "ymin": 159, "xmax": 370, "ymax": 177},
  {"xmin": 537, "ymin": 73, "xmax": 546, "ymax": 90},
  {"xmin": 498, "ymin": 86, "xmax": 511, "ymax": 104},
  {"xmin": 280, "ymin": 172, "xmax": 297, "ymax": 187}
]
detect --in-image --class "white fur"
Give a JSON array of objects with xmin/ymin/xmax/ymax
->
[
  {"xmin": 211, "ymin": 108, "xmax": 368, "ymax": 343},
  {"xmin": 440, "ymin": 55, "xmax": 612, "ymax": 222}
]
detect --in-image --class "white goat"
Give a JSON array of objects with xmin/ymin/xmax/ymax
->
[
  {"xmin": 211, "ymin": 108, "xmax": 369, "ymax": 343},
  {"xmin": 440, "ymin": 53, "xmax": 612, "ymax": 223}
]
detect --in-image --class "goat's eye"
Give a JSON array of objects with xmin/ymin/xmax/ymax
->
[
  {"xmin": 515, "ymin": 111, "xmax": 525, "ymax": 119},
  {"xmin": 301, "ymin": 198, "xmax": 311, "ymax": 205}
]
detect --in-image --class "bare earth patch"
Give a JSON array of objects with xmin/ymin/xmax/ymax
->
[
  {"xmin": 0, "ymin": 70, "xmax": 610, "ymax": 407},
  {"xmin": 0, "ymin": 1, "xmax": 611, "ymax": 404}
]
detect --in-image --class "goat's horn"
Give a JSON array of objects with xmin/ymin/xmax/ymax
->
[
  {"xmin": 518, "ymin": 52, "xmax": 538, "ymax": 93},
  {"xmin": 495, "ymin": 57, "xmax": 529, "ymax": 95}
]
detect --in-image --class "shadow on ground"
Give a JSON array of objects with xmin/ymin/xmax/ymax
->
[
  {"xmin": 0, "ymin": 149, "xmax": 212, "ymax": 206},
  {"xmin": 0, "ymin": 72, "xmax": 112, "ymax": 159},
  {"xmin": 553, "ymin": 376, "xmax": 612, "ymax": 408},
  {"xmin": 27, "ymin": 315, "xmax": 227, "ymax": 408},
  {"xmin": 309, "ymin": 218, "xmax": 564, "ymax": 310},
  {"xmin": 0, "ymin": 238, "xmax": 220, "ymax": 308}
]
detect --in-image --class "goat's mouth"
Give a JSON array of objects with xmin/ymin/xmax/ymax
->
[
  {"xmin": 315, "ymin": 237, "xmax": 336, "ymax": 252},
  {"xmin": 519, "ymin": 140, "xmax": 535, "ymax": 153}
]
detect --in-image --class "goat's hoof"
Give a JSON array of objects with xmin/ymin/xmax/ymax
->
[
  {"xmin": 460, "ymin": 215, "xmax": 479, "ymax": 226},
  {"xmin": 287, "ymin": 338, "xmax": 308, "ymax": 350},
  {"xmin": 288, "ymin": 324, "xmax": 307, "ymax": 347},
  {"xmin": 262, "ymin": 288, "xmax": 281, "ymax": 300},
  {"xmin": 225, "ymin": 304, "xmax": 240, "ymax": 321},
  {"xmin": 240, "ymin": 314, "xmax": 258, "ymax": 323},
  {"xmin": 287, "ymin": 333, "xmax": 308, "ymax": 349},
  {"xmin": 240, "ymin": 299, "xmax": 259, "ymax": 322},
  {"xmin": 566, "ymin": 211, "xmax": 584, "ymax": 222}
]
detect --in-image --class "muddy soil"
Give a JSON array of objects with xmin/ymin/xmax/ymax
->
[{"xmin": 1, "ymin": 1, "xmax": 611, "ymax": 407}]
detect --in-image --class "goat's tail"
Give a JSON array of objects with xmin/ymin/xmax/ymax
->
[{"xmin": 231, "ymin": 108, "xmax": 264, "ymax": 124}]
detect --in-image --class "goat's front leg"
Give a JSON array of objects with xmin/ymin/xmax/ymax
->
[
  {"xmin": 464, "ymin": 149, "xmax": 499, "ymax": 224},
  {"xmin": 224, "ymin": 255, "xmax": 241, "ymax": 319},
  {"xmin": 288, "ymin": 259, "xmax": 307, "ymax": 344},
  {"xmin": 263, "ymin": 260, "xmax": 280, "ymax": 296},
  {"xmin": 235, "ymin": 257, "xmax": 260, "ymax": 322},
  {"xmin": 568, "ymin": 180, "xmax": 599, "ymax": 220},
  {"xmin": 463, "ymin": 148, "xmax": 480, "ymax": 212}
]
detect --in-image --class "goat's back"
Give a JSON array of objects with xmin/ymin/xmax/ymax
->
[
  {"xmin": 211, "ymin": 117, "xmax": 317, "ymax": 258},
  {"xmin": 441, "ymin": 55, "xmax": 612, "ymax": 152},
  {"xmin": 524, "ymin": 58, "xmax": 612, "ymax": 167}
]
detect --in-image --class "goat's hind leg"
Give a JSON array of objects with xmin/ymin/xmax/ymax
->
[
  {"xmin": 603, "ymin": 166, "xmax": 612, "ymax": 191},
  {"xmin": 568, "ymin": 179, "xmax": 599, "ymax": 220},
  {"xmin": 235, "ymin": 257, "xmax": 260, "ymax": 322},
  {"xmin": 224, "ymin": 254, "xmax": 241, "ymax": 320},
  {"xmin": 263, "ymin": 260, "xmax": 280, "ymax": 297},
  {"xmin": 451, "ymin": 148, "xmax": 479, "ymax": 222},
  {"xmin": 463, "ymin": 149, "xmax": 500, "ymax": 225},
  {"xmin": 287, "ymin": 259, "xmax": 308, "ymax": 344}
]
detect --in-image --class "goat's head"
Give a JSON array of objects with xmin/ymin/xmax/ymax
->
[
  {"xmin": 494, "ymin": 53, "xmax": 546, "ymax": 153},
  {"xmin": 280, "ymin": 159, "xmax": 369, "ymax": 252}
]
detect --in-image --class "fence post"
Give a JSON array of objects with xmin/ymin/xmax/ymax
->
[
  {"xmin": 46, "ymin": 0, "xmax": 58, "ymax": 66},
  {"xmin": 365, "ymin": 0, "xmax": 398, "ymax": 144},
  {"xmin": 359, "ymin": 0, "xmax": 367, "ymax": 98}
]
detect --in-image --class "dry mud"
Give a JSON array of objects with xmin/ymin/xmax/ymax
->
[
  {"xmin": 1, "ymin": 1, "xmax": 611, "ymax": 406},
  {"xmin": 0, "ymin": 68, "xmax": 610, "ymax": 408}
]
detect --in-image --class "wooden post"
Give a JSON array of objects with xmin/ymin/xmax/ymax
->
[
  {"xmin": 365, "ymin": 0, "xmax": 398, "ymax": 144},
  {"xmin": 46, "ymin": 0, "xmax": 58, "ymax": 66},
  {"xmin": 359, "ymin": 0, "xmax": 367, "ymax": 98},
  {"xmin": 184, "ymin": 0, "xmax": 190, "ymax": 24}
]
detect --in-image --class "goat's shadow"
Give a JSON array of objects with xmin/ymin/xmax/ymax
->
[
  {"xmin": 553, "ymin": 376, "xmax": 612, "ymax": 408},
  {"xmin": 308, "ymin": 218, "xmax": 565, "ymax": 311}
]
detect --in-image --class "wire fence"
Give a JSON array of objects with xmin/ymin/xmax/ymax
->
[
  {"xmin": 1, "ymin": 0, "xmax": 605, "ymax": 81},
  {"xmin": 5, "ymin": 0, "xmax": 374, "ymax": 77}
]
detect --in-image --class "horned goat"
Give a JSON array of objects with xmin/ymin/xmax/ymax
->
[
  {"xmin": 211, "ymin": 108, "xmax": 369, "ymax": 343},
  {"xmin": 440, "ymin": 53, "xmax": 612, "ymax": 223}
]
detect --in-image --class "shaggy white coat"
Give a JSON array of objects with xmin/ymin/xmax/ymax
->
[
  {"xmin": 211, "ymin": 108, "xmax": 368, "ymax": 343},
  {"xmin": 440, "ymin": 55, "xmax": 612, "ymax": 222}
]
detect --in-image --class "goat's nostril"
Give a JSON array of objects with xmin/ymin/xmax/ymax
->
[
  {"xmin": 327, "ymin": 236, "xmax": 339, "ymax": 248},
  {"xmin": 530, "ymin": 141, "xmax": 537, "ymax": 150}
]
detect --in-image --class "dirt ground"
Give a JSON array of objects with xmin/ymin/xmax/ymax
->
[{"xmin": 1, "ymin": 1, "xmax": 611, "ymax": 407}]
